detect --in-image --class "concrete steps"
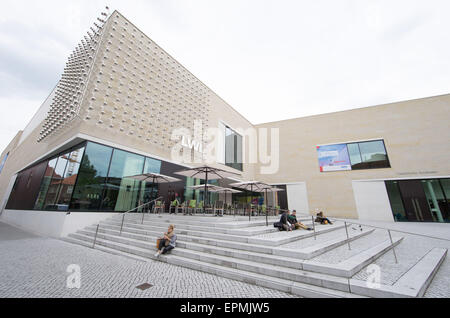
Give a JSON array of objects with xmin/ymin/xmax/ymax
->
[
  {"xmin": 101, "ymin": 218, "xmax": 341, "ymax": 247},
  {"xmin": 65, "ymin": 215, "xmax": 447, "ymax": 298},
  {"xmin": 104, "ymin": 217, "xmax": 283, "ymax": 236},
  {"xmin": 66, "ymin": 231, "xmax": 361, "ymax": 298}
]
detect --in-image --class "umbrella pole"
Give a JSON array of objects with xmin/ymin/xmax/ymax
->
[
  {"xmin": 266, "ymin": 189, "xmax": 268, "ymax": 227},
  {"xmin": 153, "ymin": 176, "xmax": 156, "ymax": 213},
  {"xmin": 249, "ymin": 185, "xmax": 253, "ymax": 222},
  {"xmin": 204, "ymin": 170, "xmax": 208, "ymax": 214}
]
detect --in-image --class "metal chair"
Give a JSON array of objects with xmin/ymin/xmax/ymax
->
[
  {"xmin": 195, "ymin": 201, "xmax": 205, "ymax": 214},
  {"xmin": 185, "ymin": 200, "xmax": 196, "ymax": 215},
  {"xmin": 153, "ymin": 201, "xmax": 165, "ymax": 214},
  {"xmin": 169, "ymin": 199, "xmax": 180, "ymax": 214},
  {"xmin": 214, "ymin": 201, "xmax": 225, "ymax": 217},
  {"xmin": 177, "ymin": 201, "xmax": 187, "ymax": 214}
]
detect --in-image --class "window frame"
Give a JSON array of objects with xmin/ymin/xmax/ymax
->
[{"xmin": 346, "ymin": 139, "xmax": 391, "ymax": 170}]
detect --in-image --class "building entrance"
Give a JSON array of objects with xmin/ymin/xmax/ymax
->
[{"xmin": 386, "ymin": 178, "xmax": 450, "ymax": 223}]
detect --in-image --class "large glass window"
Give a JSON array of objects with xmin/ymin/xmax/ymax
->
[
  {"xmin": 385, "ymin": 181, "xmax": 407, "ymax": 222},
  {"xmin": 54, "ymin": 147, "xmax": 85, "ymax": 209},
  {"xmin": 386, "ymin": 178, "xmax": 449, "ymax": 223},
  {"xmin": 42, "ymin": 152, "xmax": 71, "ymax": 210},
  {"xmin": 347, "ymin": 140, "xmax": 390, "ymax": 170},
  {"xmin": 422, "ymin": 179, "xmax": 449, "ymax": 223},
  {"xmin": 34, "ymin": 158, "xmax": 58, "ymax": 210},
  {"xmin": 70, "ymin": 143, "xmax": 113, "ymax": 211},
  {"xmin": 101, "ymin": 149, "xmax": 145, "ymax": 212}
]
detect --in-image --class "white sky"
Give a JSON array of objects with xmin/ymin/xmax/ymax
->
[{"xmin": 1, "ymin": 0, "xmax": 449, "ymax": 153}]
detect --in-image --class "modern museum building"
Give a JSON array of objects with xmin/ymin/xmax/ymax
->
[{"xmin": 0, "ymin": 10, "xmax": 448, "ymax": 237}]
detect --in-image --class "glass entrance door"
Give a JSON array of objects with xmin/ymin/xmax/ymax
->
[{"xmin": 397, "ymin": 180, "xmax": 434, "ymax": 222}]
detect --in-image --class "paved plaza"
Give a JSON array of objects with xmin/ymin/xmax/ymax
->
[
  {"xmin": 1, "ymin": 218, "xmax": 449, "ymax": 298},
  {"xmin": 0, "ymin": 222, "xmax": 296, "ymax": 298}
]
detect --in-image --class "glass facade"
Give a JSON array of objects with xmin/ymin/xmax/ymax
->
[
  {"xmin": 5, "ymin": 141, "xmax": 217, "ymax": 213},
  {"xmin": 386, "ymin": 178, "xmax": 450, "ymax": 223}
]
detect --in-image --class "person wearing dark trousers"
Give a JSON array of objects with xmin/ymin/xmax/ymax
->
[
  {"xmin": 280, "ymin": 210, "xmax": 294, "ymax": 232},
  {"xmin": 315, "ymin": 211, "xmax": 333, "ymax": 225},
  {"xmin": 154, "ymin": 225, "xmax": 177, "ymax": 257},
  {"xmin": 289, "ymin": 210, "xmax": 313, "ymax": 231}
]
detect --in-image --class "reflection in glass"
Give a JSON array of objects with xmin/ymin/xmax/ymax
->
[
  {"xmin": 43, "ymin": 153, "xmax": 71, "ymax": 210},
  {"xmin": 138, "ymin": 157, "xmax": 162, "ymax": 204},
  {"xmin": 55, "ymin": 147, "xmax": 85, "ymax": 208},
  {"xmin": 349, "ymin": 140, "xmax": 390, "ymax": 170},
  {"xmin": 385, "ymin": 181, "xmax": 407, "ymax": 221},
  {"xmin": 70, "ymin": 142, "xmax": 113, "ymax": 211},
  {"xmin": 101, "ymin": 149, "xmax": 145, "ymax": 212},
  {"xmin": 439, "ymin": 179, "xmax": 450, "ymax": 222},
  {"xmin": 347, "ymin": 143, "xmax": 362, "ymax": 166},
  {"xmin": 34, "ymin": 158, "xmax": 58, "ymax": 210}
]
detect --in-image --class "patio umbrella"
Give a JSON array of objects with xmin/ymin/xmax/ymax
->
[
  {"xmin": 124, "ymin": 173, "xmax": 182, "ymax": 204},
  {"xmin": 229, "ymin": 181, "xmax": 269, "ymax": 221},
  {"xmin": 188, "ymin": 184, "xmax": 225, "ymax": 204},
  {"xmin": 256, "ymin": 185, "xmax": 286, "ymax": 226},
  {"xmin": 175, "ymin": 165, "xmax": 241, "ymax": 213}
]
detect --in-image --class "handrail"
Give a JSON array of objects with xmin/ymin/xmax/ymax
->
[
  {"xmin": 327, "ymin": 216, "xmax": 450, "ymax": 243},
  {"xmin": 285, "ymin": 208, "xmax": 447, "ymax": 241},
  {"xmin": 278, "ymin": 209, "xmax": 450, "ymax": 242},
  {"xmin": 92, "ymin": 196, "xmax": 163, "ymax": 249}
]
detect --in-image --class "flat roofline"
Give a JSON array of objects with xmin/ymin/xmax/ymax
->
[{"xmin": 255, "ymin": 92, "xmax": 450, "ymax": 126}]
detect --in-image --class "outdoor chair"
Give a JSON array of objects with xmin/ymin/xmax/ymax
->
[
  {"xmin": 177, "ymin": 201, "xmax": 186, "ymax": 214},
  {"xmin": 195, "ymin": 201, "xmax": 205, "ymax": 214},
  {"xmin": 245, "ymin": 204, "xmax": 258, "ymax": 217},
  {"xmin": 236, "ymin": 203, "xmax": 245, "ymax": 216},
  {"xmin": 153, "ymin": 201, "xmax": 165, "ymax": 214},
  {"xmin": 214, "ymin": 201, "xmax": 225, "ymax": 217},
  {"xmin": 169, "ymin": 199, "xmax": 180, "ymax": 214},
  {"xmin": 261, "ymin": 204, "xmax": 267, "ymax": 216},
  {"xmin": 185, "ymin": 200, "xmax": 196, "ymax": 215}
]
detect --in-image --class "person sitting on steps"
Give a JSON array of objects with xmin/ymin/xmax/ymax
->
[
  {"xmin": 288, "ymin": 210, "xmax": 313, "ymax": 231},
  {"xmin": 315, "ymin": 211, "xmax": 333, "ymax": 225},
  {"xmin": 154, "ymin": 225, "xmax": 177, "ymax": 257},
  {"xmin": 280, "ymin": 210, "xmax": 294, "ymax": 232}
]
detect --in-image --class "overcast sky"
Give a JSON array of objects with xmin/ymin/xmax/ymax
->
[{"xmin": 1, "ymin": 0, "xmax": 449, "ymax": 152}]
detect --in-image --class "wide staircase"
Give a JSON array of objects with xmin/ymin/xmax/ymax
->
[{"xmin": 64, "ymin": 213, "xmax": 447, "ymax": 298}]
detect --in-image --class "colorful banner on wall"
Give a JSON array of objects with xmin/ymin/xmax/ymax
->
[{"xmin": 317, "ymin": 144, "xmax": 351, "ymax": 172}]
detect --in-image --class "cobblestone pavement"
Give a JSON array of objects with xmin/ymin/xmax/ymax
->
[{"xmin": 0, "ymin": 222, "xmax": 297, "ymax": 298}]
